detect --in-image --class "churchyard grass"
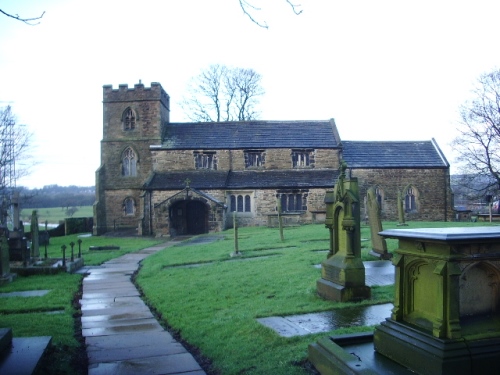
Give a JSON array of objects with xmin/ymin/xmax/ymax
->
[
  {"xmin": 0, "ymin": 220, "xmax": 496, "ymax": 374},
  {"xmin": 136, "ymin": 221, "xmax": 499, "ymax": 375},
  {"xmin": 45, "ymin": 234, "xmax": 163, "ymax": 265},
  {"xmin": 0, "ymin": 234, "xmax": 162, "ymax": 373},
  {"xmin": 0, "ymin": 272, "xmax": 83, "ymax": 374}
]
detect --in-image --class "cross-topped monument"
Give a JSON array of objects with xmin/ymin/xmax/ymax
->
[{"xmin": 316, "ymin": 162, "xmax": 370, "ymax": 302}]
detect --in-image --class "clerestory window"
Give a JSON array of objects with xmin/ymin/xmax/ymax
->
[
  {"xmin": 122, "ymin": 147, "xmax": 137, "ymax": 176},
  {"xmin": 292, "ymin": 149, "xmax": 314, "ymax": 168},
  {"xmin": 194, "ymin": 151, "xmax": 217, "ymax": 170},
  {"xmin": 244, "ymin": 150, "xmax": 265, "ymax": 168}
]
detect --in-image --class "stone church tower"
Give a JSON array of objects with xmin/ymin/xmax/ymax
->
[{"xmin": 93, "ymin": 82, "xmax": 170, "ymax": 235}]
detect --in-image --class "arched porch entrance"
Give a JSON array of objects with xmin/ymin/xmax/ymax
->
[{"xmin": 169, "ymin": 200, "xmax": 208, "ymax": 235}]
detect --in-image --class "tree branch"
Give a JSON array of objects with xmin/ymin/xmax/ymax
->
[{"xmin": 0, "ymin": 8, "xmax": 45, "ymax": 25}]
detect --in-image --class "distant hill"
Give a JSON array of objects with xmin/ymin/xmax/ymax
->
[{"xmin": 18, "ymin": 185, "xmax": 95, "ymax": 209}]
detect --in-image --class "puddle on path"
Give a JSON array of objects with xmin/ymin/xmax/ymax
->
[
  {"xmin": 257, "ymin": 303, "xmax": 393, "ymax": 337},
  {"xmin": 0, "ymin": 290, "xmax": 50, "ymax": 298}
]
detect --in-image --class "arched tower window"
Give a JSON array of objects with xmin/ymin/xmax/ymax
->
[
  {"xmin": 123, "ymin": 107, "xmax": 136, "ymax": 131},
  {"xmin": 122, "ymin": 147, "xmax": 137, "ymax": 176},
  {"xmin": 124, "ymin": 197, "xmax": 135, "ymax": 215}
]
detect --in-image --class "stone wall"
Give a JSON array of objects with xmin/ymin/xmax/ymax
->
[
  {"xmin": 147, "ymin": 187, "xmax": 328, "ymax": 235},
  {"xmin": 352, "ymin": 168, "xmax": 453, "ymax": 221},
  {"xmin": 152, "ymin": 148, "xmax": 341, "ymax": 172}
]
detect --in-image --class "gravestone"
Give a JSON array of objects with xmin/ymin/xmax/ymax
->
[
  {"xmin": 8, "ymin": 192, "xmax": 29, "ymax": 264},
  {"xmin": 0, "ymin": 226, "xmax": 15, "ymax": 285},
  {"xmin": 316, "ymin": 162, "xmax": 370, "ymax": 302},
  {"xmin": 366, "ymin": 187, "xmax": 391, "ymax": 259},
  {"xmin": 397, "ymin": 190, "xmax": 407, "ymax": 226},
  {"xmin": 31, "ymin": 210, "xmax": 39, "ymax": 258}
]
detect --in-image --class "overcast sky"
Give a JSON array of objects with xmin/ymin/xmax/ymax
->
[{"xmin": 1, "ymin": 0, "xmax": 500, "ymax": 188}]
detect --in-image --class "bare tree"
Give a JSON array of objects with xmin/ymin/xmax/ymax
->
[
  {"xmin": 239, "ymin": 0, "xmax": 303, "ymax": 28},
  {"xmin": 0, "ymin": 8, "xmax": 45, "ymax": 25},
  {"xmin": 0, "ymin": 106, "xmax": 32, "ymax": 190},
  {"xmin": 182, "ymin": 64, "xmax": 265, "ymax": 122},
  {"xmin": 452, "ymin": 69, "xmax": 500, "ymax": 199}
]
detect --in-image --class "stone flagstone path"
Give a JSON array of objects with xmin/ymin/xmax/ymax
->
[{"xmin": 78, "ymin": 242, "xmax": 206, "ymax": 375}]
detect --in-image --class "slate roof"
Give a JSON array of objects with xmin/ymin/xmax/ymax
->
[
  {"xmin": 156, "ymin": 120, "xmax": 340, "ymax": 150},
  {"xmin": 144, "ymin": 169, "xmax": 338, "ymax": 190},
  {"xmin": 342, "ymin": 140, "xmax": 449, "ymax": 168}
]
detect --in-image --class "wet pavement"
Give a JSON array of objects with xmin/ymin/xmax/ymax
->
[{"xmin": 78, "ymin": 241, "xmax": 206, "ymax": 375}]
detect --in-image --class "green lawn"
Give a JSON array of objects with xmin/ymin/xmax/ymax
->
[
  {"xmin": 1, "ymin": 220, "xmax": 498, "ymax": 374},
  {"xmin": 0, "ymin": 235, "xmax": 163, "ymax": 374},
  {"xmin": 136, "ymin": 221, "xmax": 499, "ymax": 375}
]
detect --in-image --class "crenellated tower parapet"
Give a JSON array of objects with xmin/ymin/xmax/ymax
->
[{"xmin": 103, "ymin": 82, "xmax": 170, "ymax": 110}]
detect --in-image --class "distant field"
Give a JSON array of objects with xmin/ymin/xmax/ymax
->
[{"xmin": 20, "ymin": 206, "xmax": 93, "ymax": 225}]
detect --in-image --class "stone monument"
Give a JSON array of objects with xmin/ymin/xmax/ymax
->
[
  {"xmin": 316, "ymin": 162, "xmax": 371, "ymax": 302},
  {"xmin": 0, "ymin": 226, "xmax": 15, "ymax": 285},
  {"xmin": 366, "ymin": 187, "xmax": 391, "ymax": 259},
  {"xmin": 31, "ymin": 210, "xmax": 39, "ymax": 258},
  {"xmin": 309, "ymin": 226, "xmax": 500, "ymax": 375}
]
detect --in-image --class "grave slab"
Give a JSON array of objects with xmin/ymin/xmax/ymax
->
[
  {"xmin": 0, "ymin": 336, "xmax": 52, "ymax": 375},
  {"xmin": 0, "ymin": 290, "xmax": 50, "ymax": 298}
]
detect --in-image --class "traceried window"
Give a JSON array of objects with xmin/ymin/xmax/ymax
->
[
  {"xmin": 405, "ymin": 186, "xmax": 418, "ymax": 213},
  {"xmin": 244, "ymin": 150, "xmax": 265, "ymax": 168},
  {"xmin": 279, "ymin": 192, "xmax": 307, "ymax": 212},
  {"xmin": 229, "ymin": 194, "xmax": 252, "ymax": 213},
  {"xmin": 122, "ymin": 147, "xmax": 137, "ymax": 176},
  {"xmin": 123, "ymin": 197, "xmax": 135, "ymax": 215},
  {"xmin": 292, "ymin": 149, "xmax": 314, "ymax": 168},
  {"xmin": 123, "ymin": 107, "xmax": 136, "ymax": 131},
  {"xmin": 194, "ymin": 151, "xmax": 217, "ymax": 170}
]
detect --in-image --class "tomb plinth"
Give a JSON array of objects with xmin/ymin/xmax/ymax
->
[
  {"xmin": 374, "ymin": 227, "xmax": 500, "ymax": 375},
  {"xmin": 316, "ymin": 164, "xmax": 370, "ymax": 302},
  {"xmin": 309, "ymin": 226, "xmax": 500, "ymax": 374}
]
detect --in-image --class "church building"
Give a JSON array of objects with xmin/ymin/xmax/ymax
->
[{"xmin": 93, "ymin": 82, "xmax": 453, "ymax": 236}]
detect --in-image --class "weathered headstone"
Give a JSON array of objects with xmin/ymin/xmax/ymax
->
[
  {"xmin": 31, "ymin": 210, "xmax": 39, "ymax": 258},
  {"xmin": 366, "ymin": 187, "xmax": 391, "ymax": 259},
  {"xmin": 316, "ymin": 162, "xmax": 370, "ymax": 302},
  {"xmin": 8, "ymin": 192, "xmax": 29, "ymax": 264},
  {"xmin": 0, "ymin": 226, "xmax": 15, "ymax": 285},
  {"xmin": 397, "ymin": 190, "xmax": 407, "ymax": 226}
]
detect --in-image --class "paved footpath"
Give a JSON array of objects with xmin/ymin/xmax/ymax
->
[{"xmin": 78, "ymin": 242, "xmax": 206, "ymax": 375}]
